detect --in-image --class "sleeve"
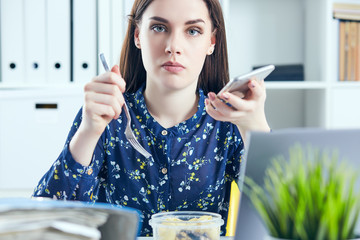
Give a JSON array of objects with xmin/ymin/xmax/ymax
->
[
  {"xmin": 32, "ymin": 108, "xmax": 106, "ymax": 201},
  {"xmin": 225, "ymin": 125, "xmax": 244, "ymax": 182}
]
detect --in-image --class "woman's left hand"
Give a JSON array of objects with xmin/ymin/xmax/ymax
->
[{"xmin": 205, "ymin": 79, "xmax": 271, "ymax": 141}]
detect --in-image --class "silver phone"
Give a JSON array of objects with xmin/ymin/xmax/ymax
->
[{"xmin": 217, "ymin": 64, "xmax": 275, "ymax": 96}]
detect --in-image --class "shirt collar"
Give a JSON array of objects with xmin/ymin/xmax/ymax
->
[{"xmin": 127, "ymin": 84, "xmax": 206, "ymax": 137}]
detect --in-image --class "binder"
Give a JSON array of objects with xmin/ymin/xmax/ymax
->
[
  {"xmin": 111, "ymin": 0, "xmax": 123, "ymax": 66},
  {"xmin": 73, "ymin": 0, "xmax": 97, "ymax": 84},
  {"xmin": 24, "ymin": 0, "xmax": 46, "ymax": 84},
  {"xmin": 46, "ymin": 0, "xmax": 71, "ymax": 84},
  {"xmin": 0, "ymin": 0, "xmax": 25, "ymax": 84},
  {"xmin": 97, "ymin": 0, "xmax": 112, "ymax": 74},
  {"xmin": 0, "ymin": 198, "xmax": 141, "ymax": 240}
]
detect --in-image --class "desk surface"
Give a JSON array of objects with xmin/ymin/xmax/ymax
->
[{"xmin": 137, "ymin": 237, "xmax": 234, "ymax": 240}]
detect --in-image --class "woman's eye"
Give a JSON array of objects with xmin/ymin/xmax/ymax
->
[
  {"xmin": 152, "ymin": 25, "xmax": 166, "ymax": 33},
  {"xmin": 188, "ymin": 28, "xmax": 202, "ymax": 36}
]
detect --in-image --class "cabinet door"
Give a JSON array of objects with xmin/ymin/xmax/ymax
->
[
  {"xmin": 0, "ymin": 91, "xmax": 83, "ymax": 190},
  {"xmin": 329, "ymin": 88, "xmax": 360, "ymax": 128}
]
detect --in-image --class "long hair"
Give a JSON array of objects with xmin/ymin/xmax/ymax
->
[{"xmin": 119, "ymin": 0, "xmax": 229, "ymax": 95}]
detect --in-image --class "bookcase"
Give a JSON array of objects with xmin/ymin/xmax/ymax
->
[
  {"xmin": 226, "ymin": 0, "xmax": 360, "ymax": 129},
  {"xmin": 0, "ymin": 0, "xmax": 125, "ymax": 197}
]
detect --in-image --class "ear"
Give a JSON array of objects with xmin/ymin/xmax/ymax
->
[
  {"xmin": 207, "ymin": 30, "xmax": 216, "ymax": 55},
  {"xmin": 134, "ymin": 27, "xmax": 141, "ymax": 49}
]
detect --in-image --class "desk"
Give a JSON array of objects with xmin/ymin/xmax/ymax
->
[{"xmin": 137, "ymin": 237, "xmax": 234, "ymax": 240}]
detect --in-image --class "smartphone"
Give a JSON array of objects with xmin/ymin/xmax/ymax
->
[{"xmin": 217, "ymin": 64, "xmax": 275, "ymax": 96}]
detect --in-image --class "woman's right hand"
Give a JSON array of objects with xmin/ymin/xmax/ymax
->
[
  {"xmin": 80, "ymin": 65, "xmax": 126, "ymax": 137},
  {"xmin": 69, "ymin": 65, "xmax": 125, "ymax": 167}
]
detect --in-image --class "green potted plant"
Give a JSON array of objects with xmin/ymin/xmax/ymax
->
[{"xmin": 244, "ymin": 144, "xmax": 360, "ymax": 240}]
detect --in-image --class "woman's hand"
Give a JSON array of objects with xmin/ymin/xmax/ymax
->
[
  {"xmin": 205, "ymin": 79, "xmax": 270, "ymax": 141},
  {"xmin": 69, "ymin": 65, "xmax": 126, "ymax": 167},
  {"xmin": 80, "ymin": 65, "xmax": 126, "ymax": 137}
]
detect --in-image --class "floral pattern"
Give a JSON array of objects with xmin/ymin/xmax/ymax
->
[{"xmin": 33, "ymin": 85, "xmax": 244, "ymax": 236}]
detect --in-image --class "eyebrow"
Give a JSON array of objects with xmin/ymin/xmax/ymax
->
[{"xmin": 149, "ymin": 16, "xmax": 205, "ymax": 25}]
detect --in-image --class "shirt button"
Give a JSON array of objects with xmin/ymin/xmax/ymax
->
[
  {"xmin": 87, "ymin": 169, "xmax": 93, "ymax": 175},
  {"xmin": 161, "ymin": 130, "xmax": 168, "ymax": 136},
  {"xmin": 161, "ymin": 168, "xmax": 168, "ymax": 174}
]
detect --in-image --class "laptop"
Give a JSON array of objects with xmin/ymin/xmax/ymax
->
[{"xmin": 234, "ymin": 128, "xmax": 360, "ymax": 239}]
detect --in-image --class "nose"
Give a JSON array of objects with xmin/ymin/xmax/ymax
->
[{"xmin": 165, "ymin": 31, "xmax": 183, "ymax": 55}]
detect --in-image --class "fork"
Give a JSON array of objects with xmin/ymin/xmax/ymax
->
[{"xmin": 99, "ymin": 53, "xmax": 152, "ymax": 159}]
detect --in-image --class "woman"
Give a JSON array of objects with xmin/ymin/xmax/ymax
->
[{"xmin": 33, "ymin": 0, "xmax": 270, "ymax": 236}]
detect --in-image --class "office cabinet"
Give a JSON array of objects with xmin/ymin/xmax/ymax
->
[{"xmin": 0, "ymin": 89, "xmax": 83, "ymax": 191}]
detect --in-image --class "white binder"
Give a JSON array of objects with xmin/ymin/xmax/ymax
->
[
  {"xmin": 97, "ymin": 0, "xmax": 112, "ymax": 74},
  {"xmin": 46, "ymin": 0, "xmax": 71, "ymax": 84},
  {"xmin": 24, "ymin": 0, "xmax": 46, "ymax": 84},
  {"xmin": 73, "ymin": 0, "xmax": 97, "ymax": 84},
  {"xmin": 111, "ymin": 0, "xmax": 123, "ymax": 66},
  {"xmin": 0, "ymin": 0, "xmax": 25, "ymax": 84}
]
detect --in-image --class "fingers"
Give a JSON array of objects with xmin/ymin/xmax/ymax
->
[
  {"xmin": 93, "ymin": 69, "xmax": 126, "ymax": 93},
  {"xmin": 84, "ymin": 100, "xmax": 116, "ymax": 122},
  {"xmin": 111, "ymin": 65, "xmax": 121, "ymax": 77},
  {"xmin": 84, "ymin": 65, "xmax": 126, "ymax": 120},
  {"xmin": 243, "ymin": 79, "xmax": 266, "ymax": 101},
  {"xmin": 205, "ymin": 92, "xmax": 247, "ymax": 122},
  {"xmin": 85, "ymin": 90, "xmax": 124, "ymax": 119},
  {"xmin": 205, "ymin": 80, "xmax": 267, "ymax": 123}
]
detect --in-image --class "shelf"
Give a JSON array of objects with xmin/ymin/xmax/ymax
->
[
  {"xmin": 265, "ymin": 81, "xmax": 327, "ymax": 90},
  {"xmin": 329, "ymin": 81, "xmax": 360, "ymax": 89},
  {"xmin": 0, "ymin": 82, "xmax": 85, "ymax": 90},
  {"xmin": 265, "ymin": 81, "xmax": 360, "ymax": 90},
  {"xmin": 0, "ymin": 85, "xmax": 83, "ymax": 99}
]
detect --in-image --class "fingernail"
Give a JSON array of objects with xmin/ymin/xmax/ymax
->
[
  {"xmin": 250, "ymin": 80, "xmax": 255, "ymax": 88},
  {"xmin": 208, "ymin": 92, "xmax": 216, "ymax": 101},
  {"xmin": 205, "ymin": 99, "xmax": 209, "ymax": 105}
]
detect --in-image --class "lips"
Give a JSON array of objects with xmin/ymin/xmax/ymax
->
[{"xmin": 162, "ymin": 61, "xmax": 185, "ymax": 73}]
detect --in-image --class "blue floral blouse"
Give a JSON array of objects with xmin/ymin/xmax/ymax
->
[{"xmin": 33, "ymin": 85, "xmax": 244, "ymax": 236}]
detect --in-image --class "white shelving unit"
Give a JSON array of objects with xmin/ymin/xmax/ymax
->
[
  {"xmin": 227, "ymin": 0, "xmax": 360, "ymax": 129},
  {"xmin": 0, "ymin": 0, "xmax": 125, "ymax": 198}
]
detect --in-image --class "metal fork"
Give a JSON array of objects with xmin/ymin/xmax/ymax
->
[{"xmin": 99, "ymin": 53, "xmax": 152, "ymax": 159}]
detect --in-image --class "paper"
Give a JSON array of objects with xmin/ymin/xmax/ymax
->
[{"xmin": 0, "ymin": 198, "xmax": 141, "ymax": 240}]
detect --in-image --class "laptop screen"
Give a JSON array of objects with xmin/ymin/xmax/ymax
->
[{"xmin": 234, "ymin": 128, "xmax": 360, "ymax": 239}]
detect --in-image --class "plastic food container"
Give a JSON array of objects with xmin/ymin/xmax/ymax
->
[{"xmin": 149, "ymin": 211, "xmax": 224, "ymax": 240}]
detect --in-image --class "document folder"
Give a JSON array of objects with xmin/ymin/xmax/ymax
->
[
  {"xmin": 46, "ymin": 0, "xmax": 71, "ymax": 84},
  {"xmin": 97, "ymin": 0, "xmax": 111, "ymax": 74},
  {"xmin": 24, "ymin": 0, "xmax": 46, "ymax": 84},
  {"xmin": 0, "ymin": 198, "xmax": 141, "ymax": 240},
  {"xmin": 0, "ymin": 0, "xmax": 25, "ymax": 84},
  {"xmin": 73, "ymin": 0, "xmax": 97, "ymax": 84}
]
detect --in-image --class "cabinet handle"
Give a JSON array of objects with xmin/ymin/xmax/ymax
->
[{"xmin": 35, "ymin": 103, "xmax": 58, "ymax": 109}]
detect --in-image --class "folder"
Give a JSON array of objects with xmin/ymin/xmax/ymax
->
[
  {"xmin": 0, "ymin": 0, "xmax": 25, "ymax": 84},
  {"xmin": 24, "ymin": 0, "xmax": 46, "ymax": 84},
  {"xmin": 97, "ymin": 0, "xmax": 124, "ymax": 72},
  {"xmin": 46, "ymin": 0, "xmax": 71, "ymax": 84},
  {"xmin": 97, "ymin": 0, "xmax": 112, "ymax": 74},
  {"xmin": 0, "ymin": 198, "xmax": 141, "ymax": 240},
  {"xmin": 111, "ymin": 0, "xmax": 123, "ymax": 66},
  {"xmin": 73, "ymin": 0, "xmax": 97, "ymax": 84}
]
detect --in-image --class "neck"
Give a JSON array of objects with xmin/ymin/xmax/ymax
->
[{"xmin": 144, "ymin": 82, "xmax": 199, "ymax": 129}]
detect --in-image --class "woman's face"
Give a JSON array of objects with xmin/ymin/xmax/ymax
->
[{"xmin": 135, "ymin": 0, "xmax": 215, "ymax": 92}]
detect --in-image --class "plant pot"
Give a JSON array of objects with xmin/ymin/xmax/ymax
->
[{"xmin": 263, "ymin": 237, "xmax": 290, "ymax": 240}]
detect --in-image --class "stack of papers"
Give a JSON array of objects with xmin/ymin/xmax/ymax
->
[{"xmin": 0, "ymin": 198, "xmax": 141, "ymax": 240}]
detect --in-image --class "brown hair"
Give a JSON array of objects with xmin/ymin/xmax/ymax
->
[{"xmin": 119, "ymin": 0, "xmax": 229, "ymax": 95}]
